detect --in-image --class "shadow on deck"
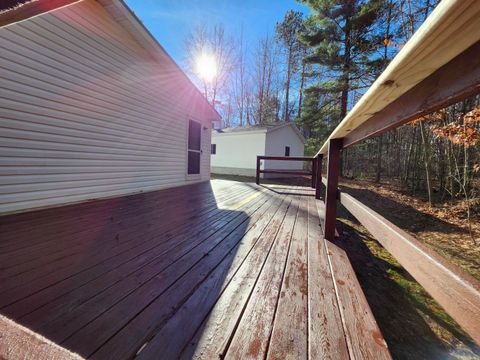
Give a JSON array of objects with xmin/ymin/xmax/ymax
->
[{"xmin": 0, "ymin": 179, "xmax": 388, "ymax": 359}]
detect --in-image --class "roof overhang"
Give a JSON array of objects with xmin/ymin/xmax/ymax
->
[
  {"xmin": 212, "ymin": 123, "xmax": 306, "ymax": 144},
  {"xmin": 212, "ymin": 129, "xmax": 268, "ymax": 136},
  {"xmin": 0, "ymin": 0, "xmax": 81, "ymax": 27}
]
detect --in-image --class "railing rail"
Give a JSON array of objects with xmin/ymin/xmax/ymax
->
[{"xmin": 255, "ymin": 156, "xmax": 315, "ymax": 187}]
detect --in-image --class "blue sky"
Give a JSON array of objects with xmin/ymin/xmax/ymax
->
[{"xmin": 125, "ymin": 0, "xmax": 308, "ymax": 69}]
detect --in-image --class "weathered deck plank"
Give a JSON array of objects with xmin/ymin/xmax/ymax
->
[
  {"xmin": 0, "ymin": 185, "xmax": 256, "ymax": 308},
  {"xmin": 0, "ymin": 180, "xmax": 390, "ymax": 359},
  {"xmin": 307, "ymin": 198, "xmax": 349, "ymax": 359},
  {"xmin": 132, "ymin": 194, "xmax": 292, "ymax": 359},
  {"xmin": 9, "ymin": 188, "xmax": 267, "ymax": 325},
  {"xmin": 0, "ymin": 183, "xmax": 252, "ymax": 275},
  {"xmin": 178, "ymin": 194, "xmax": 294, "ymax": 360},
  {"xmin": 36, "ymin": 187, "xmax": 272, "ymax": 349},
  {"xmin": 224, "ymin": 196, "xmax": 299, "ymax": 359},
  {"xmin": 89, "ymin": 191, "xmax": 287, "ymax": 359},
  {"xmin": 0, "ymin": 315, "xmax": 82, "ymax": 360},
  {"xmin": 266, "ymin": 195, "xmax": 308, "ymax": 360},
  {"xmin": 0, "ymin": 183, "xmax": 253, "ymax": 271}
]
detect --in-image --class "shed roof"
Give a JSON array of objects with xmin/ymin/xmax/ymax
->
[{"xmin": 213, "ymin": 122, "xmax": 306, "ymax": 143}]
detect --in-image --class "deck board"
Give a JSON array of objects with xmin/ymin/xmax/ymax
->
[
  {"xmin": 225, "ymin": 194, "xmax": 300, "ymax": 359},
  {"xmin": 307, "ymin": 198, "xmax": 349, "ymax": 359},
  {"xmin": 178, "ymin": 193, "xmax": 292, "ymax": 360},
  {"xmin": 266, "ymin": 194, "xmax": 309, "ymax": 360},
  {"xmin": 0, "ymin": 179, "xmax": 390, "ymax": 359}
]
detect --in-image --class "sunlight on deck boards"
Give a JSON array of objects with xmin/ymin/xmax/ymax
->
[{"xmin": 0, "ymin": 179, "xmax": 389, "ymax": 359}]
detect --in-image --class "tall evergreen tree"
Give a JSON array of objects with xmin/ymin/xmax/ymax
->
[{"xmin": 299, "ymin": 0, "xmax": 384, "ymax": 127}]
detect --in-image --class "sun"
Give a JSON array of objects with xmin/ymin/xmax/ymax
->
[{"xmin": 195, "ymin": 52, "xmax": 217, "ymax": 82}]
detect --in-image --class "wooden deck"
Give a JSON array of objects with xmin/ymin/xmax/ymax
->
[{"xmin": 0, "ymin": 179, "xmax": 390, "ymax": 359}]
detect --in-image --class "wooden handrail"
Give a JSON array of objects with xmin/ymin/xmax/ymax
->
[
  {"xmin": 343, "ymin": 42, "xmax": 480, "ymax": 148},
  {"xmin": 319, "ymin": 177, "xmax": 480, "ymax": 343},
  {"xmin": 255, "ymin": 156, "xmax": 314, "ymax": 186},
  {"xmin": 316, "ymin": 0, "xmax": 480, "ymax": 155},
  {"xmin": 257, "ymin": 156, "xmax": 314, "ymax": 161},
  {"xmin": 258, "ymin": 170, "xmax": 311, "ymax": 175}
]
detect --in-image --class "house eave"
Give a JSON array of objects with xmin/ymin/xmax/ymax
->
[{"xmin": 0, "ymin": 0, "xmax": 82, "ymax": 28}]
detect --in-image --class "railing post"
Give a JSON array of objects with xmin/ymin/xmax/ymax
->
[
  {"xmin": 315, "ymin": 155, "xmax": 323, "ymax": 200},
  {"xmin": 324, "ymin": 139, "xmax": 342, "ymax": 241},
  {"xmin": 311, "ymin": 158, "xmax": 316, "ymax": 188},
  {"xmin": 256, "ymin": 156, "xmax": 261, "ymax": 185}
]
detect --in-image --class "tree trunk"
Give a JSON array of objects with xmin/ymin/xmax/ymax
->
[
  {"xmin": 375, "ymin": 135, "xmax": 383, "ymax": 183},
  {"xmin": 419, "ymin": 120, "xmax": 434, "ymax": 206},
  {"xmin": 298, "ymin": 48, "xmax": 307, "ymax": 118},
  {"xmin": 284, "ymin": 47, "xmax": 292, "ymax": 122}
]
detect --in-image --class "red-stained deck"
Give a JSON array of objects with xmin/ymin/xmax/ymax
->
[{"xmin": 0, "ymin": 179, "xmax": 390, "ymax": 359}]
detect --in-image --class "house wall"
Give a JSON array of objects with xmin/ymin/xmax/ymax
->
[
  {"xmin": 264, "ymin": 126, "xmax": 305, "ymax": 175},
  {"xmin": 0, "ymin": 0, "xmax": 215, "ymax": 215},
  {"xmin": 210, "ymin": 132, "xmax": 266, "ymax": 177}
]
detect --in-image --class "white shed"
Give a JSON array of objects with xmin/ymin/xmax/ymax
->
[
  {"xmin": 211, "ymin": 123, "xmax": 306, "ymax": 177},
  {"xmin": 0, "ymin": 0, "xmax": 220, "ymax": 215}
]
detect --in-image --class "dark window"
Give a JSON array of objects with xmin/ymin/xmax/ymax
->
[
  {"xmin": 188, "ymin": 120, "xmax": 202, "ymax": 174},
  {"xmin": 285, "ymin": 146, "xmax": 290, "ymax": 156},
  {"xmin": 211, "ymin": 144, "xmax": 216, "ymax": 154},
  {"xmin": 188, "ymin": 151, "xmax": 201, "ymax": 174},
  {"xmin": 188, "ymin": 120, "xmax": 201, "ymax": 151}
]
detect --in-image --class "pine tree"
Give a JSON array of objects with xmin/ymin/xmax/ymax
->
[{"xmin": 299, "ymin": 0, "xmax": 384, "ymax": 128}]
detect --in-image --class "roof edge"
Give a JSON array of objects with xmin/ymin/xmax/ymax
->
[
  {"xmin": 212, "ymin": 128, "xmax": 268, "ymax": 135},
  {"xmin": 0, "ymin": 0, "xmax": 82, "ymax": 28}
]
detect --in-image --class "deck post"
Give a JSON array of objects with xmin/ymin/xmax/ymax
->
[
  {"xmin": 315, "ymin": 155, "xmax": 323, "ymax": 200},
  {"xmin": 311, "ymin": 158, "xmax": 316, "ymax": 188},
  {"xmin": 256, "ymin": 156, "xmax": 260, "ymax": 185},
  {"xmin": 324, "ymin": 139, "xmax": 342, "ymax": 241}
]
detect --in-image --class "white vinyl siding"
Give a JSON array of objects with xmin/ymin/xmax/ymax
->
[
  {"xmin": 264, "ymin": 126, "xmax": 305, "ymax": 171},
  {"xmin": 210, "ymin": 132, "xmax": 266, "ymax": 171},
  {"xmin": 0, "ymin": 0, "xmax": 214, "ymax": 214}
]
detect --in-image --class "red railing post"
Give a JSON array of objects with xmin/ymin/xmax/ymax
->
[
  {"xmin": 256, "ymin": 156, "xmax": 261, "ymax": 185},
  {"xmin": 311, "ymin": 158, "xmax": 316, "ymax": 188},
  {"xmin": 324, "ymin": 139, "xmax": 342, "ymax": 241},
  {"xmin": 315, "ymin": 155, "xmax": 323, "ymax": 200}
]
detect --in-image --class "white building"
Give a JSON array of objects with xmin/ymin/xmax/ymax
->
[
  {"xmin": 211, "ymin": 123, "xmax": 306, "ymax": 177},
  {"xmin": 0, "ymin": 0, "xmax": 220, "ymax": 215}
]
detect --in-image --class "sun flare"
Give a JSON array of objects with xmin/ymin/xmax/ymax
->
[{"xmin": 195, "ymin": 53, "xmax": 217, "ymax": 82}]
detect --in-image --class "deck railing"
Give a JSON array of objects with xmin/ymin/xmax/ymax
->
[
  {"xmin": 309, "ymin": 2, "xmax": 480, "ymax": 345},
  {"xmin": 318, "ymin": 177, "xmax": 480, "ymax": 342},
  {"xmin": 255, "ymin": 156, "xmax": 315, "ymax": 187}
]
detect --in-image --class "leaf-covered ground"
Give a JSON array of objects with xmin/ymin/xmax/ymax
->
[
  {"xmin": 339, "ymin": 179, "xmax": 479, "ymax": 281},
  {"xmin": 338, "ymin": 179, "xmax": 479, "ymax": 359}
]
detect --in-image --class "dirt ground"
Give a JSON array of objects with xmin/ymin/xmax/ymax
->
[{"xmin": 212, "ymin": 174, "xmax": 480, "ymax": 359}]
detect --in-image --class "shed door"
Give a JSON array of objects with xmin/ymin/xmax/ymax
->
[{"xmin": 188, "ymin": 120, "xmax": 202, "ymax": 175}]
